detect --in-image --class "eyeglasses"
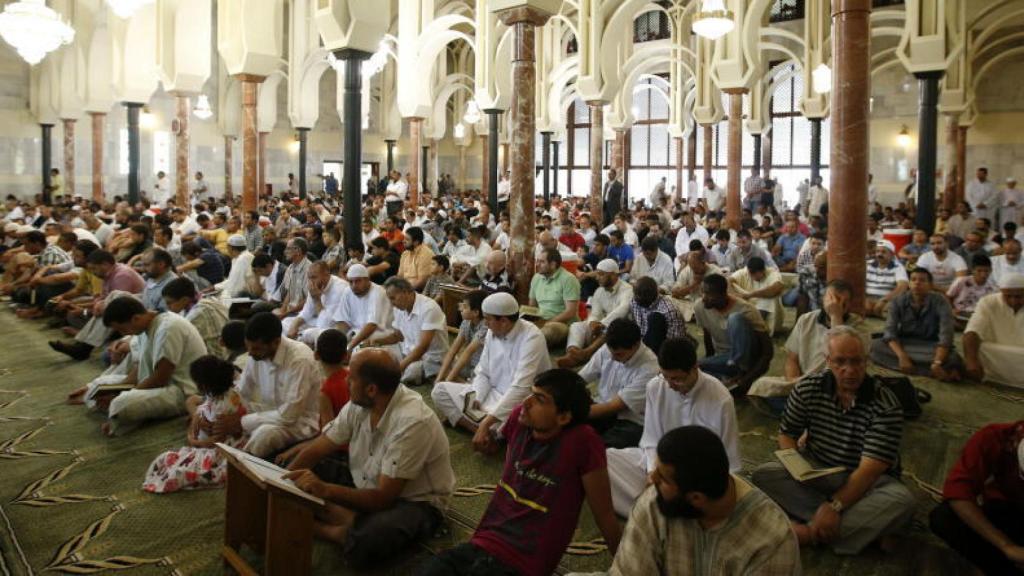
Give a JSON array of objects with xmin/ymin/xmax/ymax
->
[{"xmin": 828, "ymin": 357, "xmax": 866, "ymax": 368}]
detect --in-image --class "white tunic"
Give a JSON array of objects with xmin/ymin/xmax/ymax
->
[
  {"xmin": 237, "ymin": 337, "xmax": 321, "ymax": 438},
  {"xmin": 471, "ymin": 319, "xmax": 553, "ymax": 422},
  {"xmin": 631, "ymin": 250, "xmax": 676, "ymax": 291},
  {"xmin": 334, "ymin": 282, "xmax": 392, "ymax": 337},
  {"xmin": 674, "ymin": 225, "xmax": 710, "ymax": 259},
  {"xmin": 589, "ymin": 279, "xmax": 634, "ymax": 325},
  {"xmin": 297, "ymin": 275, "xmax": 348, "ymax": 329},
  {"xmin": 392, "ymin": 293, "xmax": 450, "ymax": 367},
  {"xmin": 578, "ymin": 344, "xmax": 660, "ymax": 426},
  {"xmin": 216, "ymin": 250, "xmax": 256, "ymax": 298},
  {"xmin": 385, "ymin": 179, "xmax": 408, "ymax": 202},
  {"xmin": 990, "ymin": 255, "xmax": 1024, "ymax": 287},
  {"xmin": 966, "ymin": 179, "xmax": 1000, "ymax": 221}
]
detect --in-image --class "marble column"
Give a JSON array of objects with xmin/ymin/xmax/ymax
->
[
  {"xmin": 239, "ymin": 75, "xmax": 263, "ymax": 212},
  {"xmin": 429, "ymin": 139, "xmax": 438, "ymax": 196},
  {"xmin": 763, "ymin": 131, "xmax": 773, "ymax": 179},
  {"xmin": 541, "ymin": 131, "xmax": 552, "ymax": 203},
  {"xmin": 125, "ymin": 103, "xmax": 142, "ymax": 205},
  {"xmin": 828, "ymin": 0, "xmax": 871, "ymax": 313},
  {"xmin": 915, "ymin": 71, "xmax": 943, "ymax": 235},
  {"xmin": 485, "ymin": 110, "xmax": 501, "ymax": 212},
  {"xmin": 588, "ymin": 101, "xmax": 605, "ymax": 224},
  {"xmin": 41, "ymin": 124, "xmax": 53, "ymax": 204},
  {"xmin": 498, "ymin": 5, "xmax": 552, "ymax": 303},
  {"xmin": 942, "ymin": 114, "xmax": 959, "ymax": 212},
  {"xmin": 501, "ymin": 142, "xmax": 510, "ymax": 175},
  {"xmin": 62, "ymin": 118, "xmax": 75, "ymax": 199},
  {"xmin": 385, "ymin": 139, "xmax": 396, "ymax": 174},
  {"xmin": 89, "ymin": 112, "xmax": 105, "ymax": 203},
  {"xmin": 481, "ymin": 134, "xmax": 490, "ymax": 196},
  {"xmin": 725, "ymin": 89, "xmax": 745, "ymax": 230},
  {"xmin": 174, "ymin": 94, "xmax": 191, "ymax": 208},
  {"xmin": 552, "ymin": 140, "xmax": 560, "ymax": 197},
  {"xmin": 258, "ymin": 131, "xmax": 268, "ymax": 198},
  {"xmin": 702, "ymin": 124, "xmax": 713, "ymax": 185},
  {"xmin": 687, "ymin": 129, "xmax": 697, "ymax": 182},
  {"xmin": 458, "ymin": 145, "xmax": 467, "ymax": 193},
  {"xmin": 224, "ymin": 136, "xmax": 234, "ymax": 202},
  {"xmin": 956, "ymin": 126, "xmax": 967, "ymax": 204},
  {"xmin": 674, "ymin": 136, "xmax": 684, "ymax": 204},
  {"xmin": 297, "ymin": 127, "xmax": 309, "ymax": 199},
  {"xmin": 408, "ymin": 117, "xmax": 422, "ymax": 208}
]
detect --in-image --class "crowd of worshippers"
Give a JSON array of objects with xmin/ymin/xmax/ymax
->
[{"xmin": 0, "ymin": 162, "xmax": 1022, "ymax": 575}]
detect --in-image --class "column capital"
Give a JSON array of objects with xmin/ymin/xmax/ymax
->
[
  {"xmin": 831, "ymin": 0, "xmax": 871, "ymax": 17},
  {"xmin": 482, "ymin": 108, "xmax": 503, "ymax": 115},
  {"xmin": 722, "ymin": 87, "xmax": 748, "ymax": 95},
  {"xmin": 331, "ymin": 48, "xmax": 371, "ymax": 61},
  {"xmin": 585, "ymin": 100, "xmax": 606, "ymax": 107},
  {"xmin": 234, "ymin": 74, "xmax": 266, "ymax": 84},
  {"xmin": 913, "ymin": 70, "xmax": 945, "ymax": 81},
  {"xmin": 494, "ymin": 5, "xmax": 554, "ymax": 27}
]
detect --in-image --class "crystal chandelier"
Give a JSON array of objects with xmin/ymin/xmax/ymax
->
[
  {"xmin": 812, "ymin": 63, "xmax": 832, "ymax": 94},
  {"xmin": 453, "ymin": 122, "xmax": 465, "ymax": 139},
  {"xmin": 0, "ymin": 0, "xmax": 75, "ymax": 66},
  {"xmin": 105, "ymin": 0, "xmax": 155, "ymax": 20},
  {"xmin": 193, "ymin": 95, "xmax": 213, "ymax": 120},
  {"xmin": 692, "ymin": 0, "xmax": 734, "ymax": 40},
  {"xmin": 463, "ymin": 100, "xmax": 481, "ymax": 124}
]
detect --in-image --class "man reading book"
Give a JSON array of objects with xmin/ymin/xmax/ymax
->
[{"xmin": 751, "ymin": 325, "xmax": 916, "ymax": 555}]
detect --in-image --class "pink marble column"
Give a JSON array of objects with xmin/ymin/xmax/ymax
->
[
  {"xmin": 611, "ymin": 129, "xmax": 624, "ymax": 173},
  {"xmin": 702, "ymin": 124, "xmax": 713, "ymax": 185},
  {"xmin": 258, "ymin": 131, "xmax": 268, "ymax": 198},
  {"xmin": 62, "ymin": 118, "xmax": 75, "ymax": 199},
  {"xmin": 762, "ymin": 131, "xmax": 773, "ymax": 179},
  {"xmin": 725, "ymin": 89, "xmax": 746, "ymax": 230},
  {"xmin": 89, "ymin": 112, "xmax": 104, "ymax": 203},
  {"xmin": 588, "ymin": 101, "xmax": 605, "ymax": 225},
  {"xmin": 480, "ymin": 134, "xmax": 489, "ymax": 194},
  {"xmin": 239, "ymin": 75, "xmax": 264, "ymax": 212},
  {"xmin": 458, "ymin": 145, "xmax": 467, "ymax": 193},
  {"xmin": 174, "ymin": 94, "xmax": 190, "ymax": 208},
  {"xmin": 409, "ymin": 117, "xmax": 422, "ymax": 207},
  {"xmin": 828, "ymin": 0, "xmax": 871, "ymax": 313},
  {"xmin": 498, "ymin": 6, "xmax": 552, "ymax": 303},
  {"xmin": 224, "ymin": 136, "xmax": 234, "ymax": 202},
  {"xmin": 956, "ymin": 125, "xmax": 967, "ymax": 204},
  {"xmin": 501, "ymin": 142, "xmax": 510, "ymax": 175}
]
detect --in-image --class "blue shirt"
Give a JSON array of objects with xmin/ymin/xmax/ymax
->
[
  {"xmin": 607, "ymin": 243, "xmax": 634, "ymax": 270},
  {"xmin": 777, "ymin": 233, "xmax": 806, "ymax": 264}
]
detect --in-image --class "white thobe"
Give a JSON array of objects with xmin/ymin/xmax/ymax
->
[
  {"xmin": 990, "ymin": 255, "xmax": 1024, "ymax": 287},
  {"xmin": 216, "ymin": 250, "xmax": 256, "ymax": 298},
  {"xmin": 730, "ymin": 267, "xmax": 785, "ymax": 336},
  {"xmin": 705, "ymin": 186, "xmax": 725, "ymax": 212},
  {"xmin": 577, "ymin": 344, "xmax": 660, "ymax": 426},
  {"xmin": 631, "ymin": 250, "xmax": 676, "ymax": 292},
  {"xmin": 1001, "ymin": 187, "xmax": 1024, "ymax": 228},
  {"xmin": 333, "ymin": 283, "xmax": 392, "ymax": 339},
  {"xmin": 283, "ymin": 276, "xmax": 348, "ymax": 345},
  {"xmin": 391, "ymin": 293, "xmax": 450, "ymax": 382},
  {"xmin": 965, "ymin": 293, "xmax": 1024, "ymax": 388},
  {"xmin": 966, "ymin": 179, "xmax": 999, "ymax": 222},
  {"xmin": 568, "ymin": 280, "xmax": 634, "ymax": 350},
  {"xmin": 674, "ymin": 225, "xmax": 710, "ymax": 259}
]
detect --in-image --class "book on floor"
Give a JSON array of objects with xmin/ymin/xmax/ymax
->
[
  {"xmin": 84, "ymin": 374, "xmax": 132, "ymax": 402},
  {"xmin": 216, "ymin": 443, "xmax": 325, "ymax": 506},
  {"xmin": 774, "ymin": 448, "xmax": 846, "ymax": 482}
]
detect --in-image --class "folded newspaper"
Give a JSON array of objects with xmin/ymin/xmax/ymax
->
[
  {"xmin": 774, "ymin": 449, "xmax": 845, "ymax": 482},
  {"xmin": 216, "ymin": 443, "xmax": 325, "ymax": 506}
]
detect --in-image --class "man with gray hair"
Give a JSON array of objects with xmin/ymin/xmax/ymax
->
[
  {"xmin": 367, "ymin": 277, "xmax": 450, "ymax": 386},
  {"xmin": 282, "ymin": 261, "xmax": 348, "ymax": 347},
  {"xmin": 752, "ymin": 325, "xmax": 916, "ymax": 555},
  {"xmin": 274, "ymin": 237, "xmax": 311, "ymax": 319}
]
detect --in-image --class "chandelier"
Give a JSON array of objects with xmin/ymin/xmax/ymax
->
[
  {"xmin": 463, "ymin": 100, "xmax": 481, "ymax": 124},
  {"xmin": 193, "ymin": 94, "xmax": 213, "ymax": 120},
  {"xmin": 812, "ymin": 63, "xmax": 832, "ymax": 94},
  {"xmin": 453, "ymin": 122, "xmax": 465, "ymax": 139},
  {"xmin": 0, "ymin": 0, "xmax": 75, "ymax": 66},
  {"xmin": 105, "ymin": 0, "xmax": 155, "ymax": 19},
  {"xmin": 692, "ymin": 0, "xmax": 734, "ymax": 40}
]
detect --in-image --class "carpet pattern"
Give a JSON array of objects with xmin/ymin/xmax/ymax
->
[{"xmin": 0, "ymin": 309, "xmax": 1020, "ymax": 575}]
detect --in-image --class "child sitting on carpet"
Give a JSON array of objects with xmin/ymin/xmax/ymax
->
[{"xmin": 143, "ymin": 355, "xmax": 246, "ymax": 494}]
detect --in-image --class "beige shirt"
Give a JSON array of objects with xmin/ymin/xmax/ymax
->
[
  {"xmin": 729, "ymin": 267, "xmax": 784, "ymax": 334},
  {"xmin": 324, "ymin": 385, "xmax": 455, "ymax": 511},
  {"xmin": 965, "ymin": 293, "xmax": 1024, "ymax": 346},
  {"xmin": 786, "ymin": 311, "xmax": 865, "ymax": 374},
  {"xmin": 238, "ymin": 338, "xmax": 321, "ymax": 438}
]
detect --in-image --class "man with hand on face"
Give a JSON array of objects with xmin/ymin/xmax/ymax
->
[
  {"xmin": 282, "ymin": 261, "xmax": 347, "ymax": 347},
  {"xmin": 285, "ymin": 348, "xmax": 454, "ymax": 569},
  {"xmin": 366, "ymin": 277, "xmax": 449, "ymax": 386},
  {"xmin": 608, "ymin": 426, "xmax": 801, "ymax": 576}
]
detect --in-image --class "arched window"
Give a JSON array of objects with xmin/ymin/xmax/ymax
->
[
  {"xmin": 770, "ymin": 62, "xmax": 830, "ymax": 207},
  {"xmin": 628, "ymin": 77, "xmax": 677, "ymax": 196}
]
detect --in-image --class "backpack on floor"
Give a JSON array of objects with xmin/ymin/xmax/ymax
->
[{"xmin": 875, "ymin": 376, "xmax": 932, "ymax": 420}]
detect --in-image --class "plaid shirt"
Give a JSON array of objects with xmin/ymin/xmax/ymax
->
[
  {"xmin": 798, "ymin": 269, "xmax": 826, "ymax": 312},
  {"xmin": 243, "ymin": 224, "xmax": 264, "ymax": 253},
  {"xmin": 629, "ymin": 295, "xmax": 688, "ymax": 342},
  {"xmin": 37, "ymin": 243, "xmax": 72, "ymax": 271}
]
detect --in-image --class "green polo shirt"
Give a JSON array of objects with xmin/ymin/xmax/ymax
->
[{"xmin": 529, "ymin": 267, "xmax": 581, "ymax": 320}]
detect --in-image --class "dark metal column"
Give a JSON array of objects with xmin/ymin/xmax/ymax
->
[
  {"xmin": 752, "ymin": 134, "xmax": 762, "ymax": 173},
  {"xmin": 337, "ymin": 49, "xmax": 370, "ymax": 252},
  {"xmin": 541, "ymin": 131, "xmax": 552, "ymax": 203},
  {"xmin": 485, "ymin": 109, "xmax": 501, "ymax": 212},
  {"xmin": 297, "ymin": 127, "xmax": 309, "ymax": 200},
  {"xmin": 552, "ymin": 140, "xmax": 560, "ymax": 197},
  {"xmin": 421, "ymin": 145, "xmax": 429, "ymax": 194},
  {"xmin": 125, "ymin": 103, "xmax": 142, "ymax": 205},
  {"xmin": 810, "ymin": 118, "xmax": 822, "ymax": 184},
  {"xmin": 915, "ymin": 71, "xmax": 943, "ymax": 234},
  {"xmin": 41, "ymin": 124, "xmax": 53, "ymax": 204},
  {"xmin": 385, "ymin": 139, "xmax": 395, "ymax": 174}
]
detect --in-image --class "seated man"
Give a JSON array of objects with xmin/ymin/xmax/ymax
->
[
  {"xmin": 334, "ymin": 264, "xmax": 393, "ymax": 351},
  {"xmin": 628, "ymin": 276, "xmax": 688, "ymax": 354},
  {"xmin": 607, "ymin": 337, "xmax": 740, "ymax": 517},
  {"xmin": 947, "ymin": 254, "xmax": 998, "ymax": 327},
  {"xmin": 729, "ymin": 256, "xmax": 785, "ymax": 335},
  {"xmin": 864, "ymin": 240, "xmax": 909, "ymax": 319},
  {"xmin": 273, "ymin": 237, "xmax": 312, "ymax": 318},
  {"xmin": 217, "ymin": 312, "xmax": 321, "ymax": 457},
  {"xmin": 418, "ymin": 369, "xmax": 621, "ymax": 576},
  {"xmin": 869, "ymin": 268, "xmax": 964, "ymax": 381},
  {"xmin": 559, "ymin": 258, "xmax": 632, "ymax": 368},
  {"xmin": 724, "ymin": 228, "xmax": 776, "ymax": 273},
  {"xmin": 772, "ymin": 220, "xmax": 806, "ymax": 273},
  {"xmin": 963, "ymin": 274, "xmax": 1024, "ymax": 388},
  {"xmin": 991, "ymin": 238, "xmax": 1024, "ymax": 286},
  {"xmin": 752, "ymin": 326, "xmax": 916, "ymax": 555},
  {"xmin": 215, "ymin": 234, "xmax": 258, "ymax": 298},
  {"xmin": 609, "ymin": 426, "xmax": 801, "ymax": 575},
  {"xmin": 916, "ymin": 234, "xmax": 968, "ymax": 292},
  {"xmin": 528, "ymin": 247, "xmax": 580, "ymax": 348},
  {"xmin": 431, "ymin": 293, "xmax": 552, "ymax": 447},
  {"xmin": 671, "ymin": 245, "xmax": 723, "ymax": 321},
  {"xmin": 693, "ymin": 273, "xmax": 771, "ymax": 390},
  {"xmin": 95, "ymin": 296, "xmax": 207, "ymax": 436},
  {"xmin": 749, "ymin": 280, "xmax": 863, "ymax": 413},
  {"xmin": 577, "ymin": 318, "xmax": 659, "ymax": 449},
  {"xmin": 282, "ymin": 261, "xmax": 347, "ymax": 347},
  {"xmin": 929, "ymin": 420, "xmax": 1024, "ymax": 575},
  {"xmin": 478, "ymin": 250, "xmax": 514, "ymax": 294},
  {"xmin": 368, "ymin": 277, "xmax": 450, "ymax": 386},
  {"xmin": 630, "ymin": 235, "xmax": 675, "ymax": 293},
  {"xmin": 285, "ymin": 349, "xmax": 454, "ymax": 569},
  {"xmin": 161, "ymin": 277, "xmax": 229, "ymax": 358}
]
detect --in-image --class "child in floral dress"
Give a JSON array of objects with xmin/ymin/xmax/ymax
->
[{"xmin": 143, "ymin": 355, "xmax": 246, "ymax": 493}]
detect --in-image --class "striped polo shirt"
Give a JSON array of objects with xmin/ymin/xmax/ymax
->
[
  {"xmin": 780, "ymin": 370, "xmax": 904, "ymax": 476},
  {"xmin": 865, "ymin": 259, "xmax": 908, "ymax": 298}
]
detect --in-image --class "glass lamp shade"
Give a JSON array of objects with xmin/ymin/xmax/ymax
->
[
  {"xmin": 105, "ymin": 0, "xmax": 155, "ymax": 19},
  {"xmin": 812, "ymin": 63, "xmax": 832, "ymax": 94},
  {"xmin": 453, "ymin": 122, "xmax": 465, "ymax": 139},
  {"xmin": 463, "ymin": 100, "xmax": 481, "ymax": 125},
  {"xmin": 193, "ymin": 95, "xmax": 213, "ymax": 120},
  {"xmin": 0, "ymin": 0, "xmax": 75, "ymax": 65},
  {"xmin": 692, "ymin": 0, "xmax": 734, "ymax": 40},
  {"xmin": 897, "ymin": 126, "xmax": 912, "ymax": 148}
]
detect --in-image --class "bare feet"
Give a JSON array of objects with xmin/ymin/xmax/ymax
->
[
  {"xmin": 313, "ymin": 504, "xmax": 357, "ymax": 545},
  {"xmin": 100, "ymin": 421, "xmax": 114, "ymax": 437},
  {"xmin": 61, "ymin": 326, "xmax": 79, "ymax": 337},
  {"xmin": 791, "ymin": 522, "xmax": 816, "ymax": 546},
  {"xmin": 66, "ymin": 386, "xmax": 88, "ymax": 405}
]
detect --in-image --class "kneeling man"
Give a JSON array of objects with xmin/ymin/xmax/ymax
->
[{"xmin": 964, "ymin": 273, "xmax": 1024, "ymax": 388}]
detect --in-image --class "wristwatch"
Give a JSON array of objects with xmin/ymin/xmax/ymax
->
[{"xmin": 828, "ymin": 498, "xmax": 844, "ymax": 514}]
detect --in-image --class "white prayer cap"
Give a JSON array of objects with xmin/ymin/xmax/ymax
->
[
  {"xmin": 670, "ymin": 220, "xmax": 683, "ymax": 230},
  {"xmin": 227, "ymin": 234, "xmax": 246, "ymax": 248},
  {"xmin": 347, "ymin": 264, "xmax": 369, "ymax": 279},
  {"xmin": 596, "ymin": 259, "xmax": 620, "ymax": 273},
  {"xmin": 876, "ymin": 239, "xmax": 896, "ymax": 253},
  {"xmin": 1000, "ymin": 273, "xmax": 1024, "ymax": 290},
  {"xmin": 482, "ymin": 292, "xmax": 520, "ymax": 316},
  {"xmin": 1007, "ymin": 177, "xmax": 1017, "ymax": 183},
  {"xmin": 258, "ymin": 216, "xmax": 271, "ymax": 227}
]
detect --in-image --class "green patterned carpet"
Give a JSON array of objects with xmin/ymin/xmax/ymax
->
[{"xmin": 0, "ymin": 309, "xmax": 1019, "ymax": 575}]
